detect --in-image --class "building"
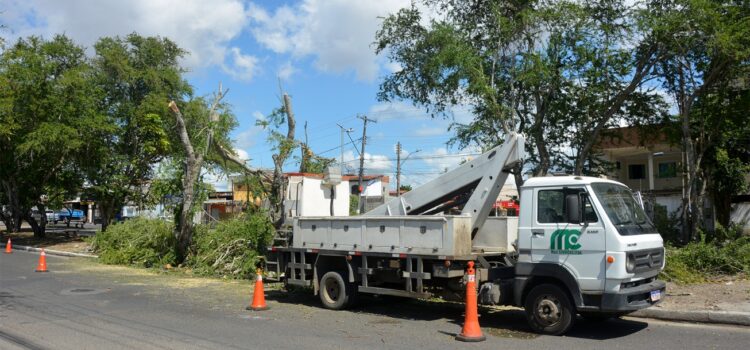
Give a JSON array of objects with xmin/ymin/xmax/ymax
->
[
  {"xmin": 597, "ymin": 126, "xmax": 685, "ymax": 217},
  {"xmin": 344, "ymin": 174, "xmax": 390, "ymax": 212},
  {"xmin": 596, "ymin": 126, "xmax": 750, "ymax": 233}
]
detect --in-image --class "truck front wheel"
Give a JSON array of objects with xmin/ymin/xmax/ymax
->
[
  {"xmin": 524, "ymin": 283, "xmax": 575, "ymax": 335},
  {"xmin": 319, "ymin": 271, "xmax": 356, "ymax": 310}
]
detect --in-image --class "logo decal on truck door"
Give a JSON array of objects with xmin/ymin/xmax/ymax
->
[{"xmin": 550, "ymin": 229, "xmax": 582, "ymax": 254}]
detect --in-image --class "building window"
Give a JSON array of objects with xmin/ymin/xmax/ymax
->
[
  {"xmin": 628, "ymin": 164, "xmax": 646, "ymax": 180},
  {"xmin": 658, "ymin": 162, "xmax": 677, "ymax": 178}
]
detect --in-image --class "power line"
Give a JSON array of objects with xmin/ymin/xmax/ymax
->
[{"xmin": 338, "ymin": 152, "xmax": 481, "ymax": 164}]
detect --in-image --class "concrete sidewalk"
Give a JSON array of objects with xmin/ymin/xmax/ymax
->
[{"xmin": 630, "ymin": 307, "xmax": 750, "ymax": 326}]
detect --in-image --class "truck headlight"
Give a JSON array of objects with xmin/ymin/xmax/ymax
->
[{"xmin": 626, "ymin": 254, "xmax": 635, "ymax": 273}]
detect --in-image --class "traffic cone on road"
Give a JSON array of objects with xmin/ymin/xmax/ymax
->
[
  {"xmin": 456, "ymin": 261, "xmax": 486, "ymax": 342},
  {"xmin": 4, "ymin": 238, "xmax": 11, "ymax": 254},
  {"xmin": 35, "ymin": 249, "xmax": 48, "ymax": 272},
  {"xmin": 246, "ymin": 268, "xmax": 269, "ymax": 311}
]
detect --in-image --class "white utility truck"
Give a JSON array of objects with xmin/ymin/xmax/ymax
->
[{"xmin": 267, "ymin": 133, "xmax": 666, "ymax": 335}]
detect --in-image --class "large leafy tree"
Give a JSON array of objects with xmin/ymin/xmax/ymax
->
[
  {"xmin": 82, "ymin": 33, "xmax": 192, "ymax": 231},
  {"xmin": 375, "ymin": 0, "xmax": 665, "ymax": 188},
  {"xmin": 0, "ymin": 35, "xmax": 102, "ymax": 237},
  {"xmin": 649, "ymin": 0, "xmax": 750, "ymax": 240}
]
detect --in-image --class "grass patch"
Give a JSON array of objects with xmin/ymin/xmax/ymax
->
[{"xmin": 661, "ymin": 230, "xmax": 750, "ymax": 284}]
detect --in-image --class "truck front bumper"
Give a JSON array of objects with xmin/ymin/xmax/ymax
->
[{"xmin": 600, "ymin": 279, "xmax": 666, "ymax": 312}]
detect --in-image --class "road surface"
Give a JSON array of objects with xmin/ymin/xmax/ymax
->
[{"xmin": 1, "ymin": 250, "xmax": 748, "ymax": 349}]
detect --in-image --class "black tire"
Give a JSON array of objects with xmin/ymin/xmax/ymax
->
[
  {"xmin": 524, "ymin": 283, "xmax": 576, "ymax": 335},
  {"xmin": 319, "ymin": 271, "xmax": 355, "ymax": 310}
]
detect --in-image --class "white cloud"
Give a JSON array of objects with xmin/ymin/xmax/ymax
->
[
  {"xmin": 252, "ymin": 111, "xmax": 266, "ymax": 121},
  {"xmin": 234, "ymin": 126, "xmax": 262, "ymax": 150},
  {"xmin": 4, "ymin": 0, "xmax": 258, "ymax": 81},
  {"xmin": 248, "ymin": 0, "xmax": 412, "ymax": 81},
  {"xmin": 414, "ymin": 125, "xmax": 447, "ymax": 137},
  {"xmin": 234, "ymin": 148, "xmax": 250, "ymax": 161},
  {"xmin": 342, "ymin": 150, "xmax": 393, "ymax": 173},
  {"xmin": 278, "ymin": 61, "xmax": 296, "ymax": 80},
  {"xmin": 223, "ymin": 47, "xmax": 259, "ymax": 81}
]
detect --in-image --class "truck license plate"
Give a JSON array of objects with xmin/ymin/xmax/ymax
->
[{"xmin": 650, "ymin": 290, "xmax": 661, "ymax": 302}]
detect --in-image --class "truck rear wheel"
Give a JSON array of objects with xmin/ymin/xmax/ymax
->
[
  {"xmin": 319, "ymin": 271, "xmax": 356, "ymax": 310},
  {"xmin": 524, "ymin": 283, "xmax": 575, "ymax": 335}
]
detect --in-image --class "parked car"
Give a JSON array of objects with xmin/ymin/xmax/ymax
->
[
  {"xmin": 57, "ymin": 209, "xmax": 85, "ymax": 225},
  {"xmin": 45, "ymin": 210, "xmax": 59, "ymax": 222}
]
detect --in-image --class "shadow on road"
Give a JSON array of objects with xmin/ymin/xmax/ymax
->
[{"xmin": 264, "ymin": 288, "xmax": 650, "ymax": 340}]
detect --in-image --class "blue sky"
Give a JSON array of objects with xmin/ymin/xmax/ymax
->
[{"xmin": 3, "ymin": 0, "xmax": 480, "ymax": 190}]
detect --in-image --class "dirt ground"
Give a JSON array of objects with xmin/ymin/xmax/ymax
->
[
  {"xmin": 660, "ymin": 278, "xmax": 750, "ymax": 313},
  {"xmin": 2, "ymin": 230, "xmax": 94, "ymax": 255}
]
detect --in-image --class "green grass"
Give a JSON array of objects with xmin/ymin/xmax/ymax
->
[{"xmin": 661, "ymin": 234, "xmax": 750, "ymax": 284}]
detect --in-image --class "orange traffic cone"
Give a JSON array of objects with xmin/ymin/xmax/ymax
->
[
  {"xmin": 4, "ymin": 238, "xmax": 11, "ymax": 254},
  {"xmin": 246, "ymin": 268, "xmax": 269, "ymax": 311},
  {"xmin": 35, "ymin": 249, "xmax": 48, "ymax": 272},
  {"xmin": 456, "ymin": 261, "xmax": 486, "ymax": 342}
]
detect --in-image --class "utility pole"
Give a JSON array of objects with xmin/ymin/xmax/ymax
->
[
  {"xmin": 357, "ymin": 115, "xmax": 376, "ymax": 213},
  {"xmin": 396, "ymin": 142, "xmax": 401, "ymax": 197},
  {"xmin": 300, "ymin": 121, "xmax": 309, "ymax": 172},
  {"xmin": 336, "ymin": 123, "xmax": 353, "ymax": 174}
]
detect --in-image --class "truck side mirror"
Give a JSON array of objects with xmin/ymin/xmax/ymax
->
[{"xmin": 565, "ymin": 194, "xmax": 583, "ymax": 224}]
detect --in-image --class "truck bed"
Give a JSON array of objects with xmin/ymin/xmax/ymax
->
[{"xmin": 292, "ymin": 215, "xmax": 473, "ymax": 256}]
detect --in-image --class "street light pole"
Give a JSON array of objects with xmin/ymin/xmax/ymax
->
[
  {"xmin": 336, "ymin": 123, "xmax": 353, "ymax": 174},
  {"xmin": 396, "ymin": 143, "xmax": 420, "ymax": 197}
]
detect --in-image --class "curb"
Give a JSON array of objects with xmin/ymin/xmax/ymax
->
[
  {"xmin": 2, "ymin": 244, "xmax": 98, "ymax": 258},
  {"xmin": 630, "ymin": 308, "xmax": 750, "ymax": 327}
]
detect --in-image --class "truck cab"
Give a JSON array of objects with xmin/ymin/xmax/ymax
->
[{"xmin": 515, "ymin": 176, "xmax": 665, "ymax": 333}]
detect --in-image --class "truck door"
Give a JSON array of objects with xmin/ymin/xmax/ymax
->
[{"xmin": 530, "ymin": 187, "xmax": 606, "ymax": 292}]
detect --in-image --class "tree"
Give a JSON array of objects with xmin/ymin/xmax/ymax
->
[
  {"xmin": 0, "ymin": 35, "xmax": 101, "ymax": 237},
  {"xmin": 375, "ymin": 0, "xmax": 665, "ymax": 190},
  {"xmin": 168, "ymin": 84, "xmax": 237, "ymax": 262},
  {"xmin": 81, "ymin": 33, "xmax": 192, "ymax": 232},
  {"xmin": 256, "ymin": 93, "xmax": 296, "ymax": 228},
  {"xmin": 649, "ymin": 0, "xmax": 750, "ymax": 240}
]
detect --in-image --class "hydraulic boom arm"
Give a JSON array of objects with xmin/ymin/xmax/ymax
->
[{"xmin": 364, "ymin": 133, "xmax": 525, "ymax": 238}]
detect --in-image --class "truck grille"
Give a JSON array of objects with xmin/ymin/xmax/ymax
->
[{"xmin": 631, "ymin": 248, "xmax": 663, "ymax": 274}]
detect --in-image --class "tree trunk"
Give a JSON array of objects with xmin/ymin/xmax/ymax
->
[
  {"xmin": 176, "ymin": 157, "xmax": 200, "ymax": 262},
  {"xmin": 270, "ymin": 93, "xmax": 296, "ymax": 229},
  {"xmin": 168, "ymin": 85, "xmax": 226, "ymax": 262},
  {"xmin": 99, "ymin": 199, "xmax": 118, "ymax": 232}
]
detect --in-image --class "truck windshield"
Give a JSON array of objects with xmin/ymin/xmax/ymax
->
[{"xmin": 591, "ymin": 183, "xmax": 658, "ymax": 236}]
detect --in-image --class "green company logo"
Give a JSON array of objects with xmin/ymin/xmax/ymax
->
[{"xmin": 550, "ymin": 229, "xmax": 582, "ymax": 254}]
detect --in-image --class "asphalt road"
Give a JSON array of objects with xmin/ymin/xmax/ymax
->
[{"xmin": 1, "ymin": 251, "xmax": 749, "ymax": 350}]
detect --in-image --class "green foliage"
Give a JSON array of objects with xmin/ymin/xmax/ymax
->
[
  {"xmin": 82, "ymin": 33, "xmax": 193, "ymax": 230},
  {"xmin": 0, "ymin": 34, "xmax": 103, "ymax": 236},
  {"xmin": 188, "ymin": 212, "xmax": 275, "ymax": 278},
  {"xmin": 349, "ymin": 195, "xmax": 360, "ymax": 216},
  {"xmin": 92, "ymin": 217, "xmax": 177, "ymax": 267},
  {"xmin": 652, "ymin": 204, "xmax": 681, "ymax": 244},
  {"xmin": 375, "ymin": 0, "xmax": 666, "ymax": 176},
  {"xmin": 256, "ymin": 106, "xmax": 296, "ymax": 158},
  {"xmin": 661, "ymin": 227, "xmax": 750, "ymax": 283}
]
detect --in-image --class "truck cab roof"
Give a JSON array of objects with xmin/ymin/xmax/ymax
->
[{"xmin": 521, "ymin": 176, "xmax": 625, "ymax": 189}]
